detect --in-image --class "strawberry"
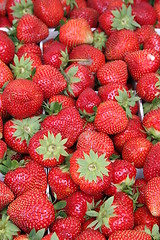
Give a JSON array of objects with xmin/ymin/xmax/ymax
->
[
  {"xmin": 98, "ymin": 9, "xmax": 116, "ymax": 36},
  {"xmin": 0, "ymin": 140, "xmax": 7, "ymax": 160},
  {"xmin": 108, "ymin": 230, "xmax": 152, "ymax": 239},
  {"xmin": 87, "ymin": 0, "xmax": 109, "ymax": 14},
  {"xmin": 145, "ymin": 176, "xmax": 160, "ymax": 217},
  {"xmin": 70, "ymin": 7, "xmax": 99, "ymax": 28},
  {"xmin": 144, "ymin": 32, "xmax": 160, "ymax": 54},
  {"xmin": 69, "ymin": 44, "xmax": 105, "ymax": 73},
  {"xmin": 76, "ymin": 229, "xmax": 106, "ymax": 240},
  {"xmin": 17, "ymin": 43, "xmax": 42, "ymax": 58},
  {"xmin": 154, "ymin": 2, "xmax": 160, "ymax": 26},
  {"xmin": 105, "ymin": 29, "xmax": 139, "ymax": 61},
  {"xmin": 59, "ymin": 18, "xmax": 93, "ymax": 47},
  {"xmin": 32, "ymin": 65, "xmax": 67, "ymax": 100},
  {"xmin": 122, "ymin": 137, "xmax": 152, "ymax": 168},
  {"xmin": 94, "ymin": 100, "xmax": 128, "ymax": 135},
  {"xmin": 134, "ymin": 206, "xmax": 160, "ymax": 229},
  {"xmin": 124, "ymin": 49, "xmax": 160, "ymax": 82},
  {"xmin": 70, "ymin": 149, "xmax": 112, "ymax": 195},
  {"xmin": 77, "ymin": 130, "xmax": 114, "ymax": 159},
  {"xmin": 0, "ymin": 93, "xmax": 9, "ymax": 120},
  {"xmin": 16, "ymin": 14, "xmax": 49, "ymax": 43},
  {"xmin": 0, "ymin": 181, "xmax": 14, "ymax": 211},
  {"xmin": 136, "ymin": 73, "xmax": 160, "ymax": 103},
  {"xmin": 48, "ymin": 165, "xmax": 78, "ymax": 200},
  {"xmin": 112, "ymin": 115, "xmax": 147, "ymax": 153},
  {"xmin": 48, "ymin": 95, "xmax": 75, "ymax": 111},
  {"xmin": 97, "ymin": 60, "xmax": 128, "ymax": 86},
  {"xmin": 133, "ymin": 178, "xmax": 147, "ymax": 205},
  {"xmin": 42, "ymin": 233, "xmax": 59, "ymax": 240},
  {"xmin": 0, "ymin": 16, "xmax": 11, "ymax": 27},
  {"xmin": 132, "ymin": 2, "xmax": 157, "ymax": 26},
  {"xmin": 0, "ymin": 31, "xmax": 15, "ymax": 64},
  {"xmin": 0, "ymin": 0, "xmax": 7, "ymax": 16},
  {"xmin": 33, "ymin": 0, "xmax": 64, "ymax": 27},
  {"xmin": 143, "ymin": 142, "xmax": 160, "ymax": 181},
  {"xmin": 7, "ymin": 188, "xmax": 55, "ymax": 233},
  {"xmin": 60, "ymin": 0, "xmax": 87, "ymax": 16},
  {"xmin": 2, "ymin": 79, "xmax": 44, "ymax": 119},
  {"xmin": 41, "ymin": 107, "xmax": 84, "ymax": 148},
  {"xmin": 49, "ymin": 216, "xmax": 81, "ymax": 239},
  {"xmin": 135, "ymin": 25, "xmax": 155, "ymax": 45},
  {"xmin": 0, "ymin": 116, "xmax": 3, "ymax": 139},
  {"xmin": 82, "ymin": 118, "xmax": 96, "ymax": 132}
]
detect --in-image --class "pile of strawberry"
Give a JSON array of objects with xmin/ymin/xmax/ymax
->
[{"xmin": 1, "ymin": 0, "xmax": 160, "ymax": 239}]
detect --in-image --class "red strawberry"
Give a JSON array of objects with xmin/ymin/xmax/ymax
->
[
  {"xmin": 154, "ymin": 2, "xmax": 160, "ymax": 26},
  {"xmin": 0, "ymin": 0, "xmax": 7, "ymax": 16},
  {"xmin": 76, "ymin": 229, "xmax": 106, "ymax": 240},
  {"xmin": 77, "ymin": 130, "xmax": 114, "ymax": 159},
  {"xmin": 48, "ymin": 165, "xmax": 78, "ymax": 200},
  {"xmin": 145, "ymin": 176, "xmax": 160, "ymax": 217},
  {"xmin": 70, "ymin": 148, "xmax": 112, "ymax": 195},
  {"xmin": 108, "ymin": 230, "xmax": 152, "ymax": 240},
  {"xmin": 16, "ymin": 14, "xmax": 49, "ymax": 43},
  {"xmin": 34, "ymin": 0, "xmax": 64, "ymax": 27},
  {"xmin": 0, "ymin": 116, "xmax": 3, "ymax": 139},
  {"xmin": 7, "ymin": 189, "xmax": 55, "ymax": 233},
  {"xmin": 135, "ymin": 24, "xmax": 155, "ymax": 45},
  {"xmin": 0, "ymin": 93, "xmax": 10, "ymax": 120},
  {"xmin": 60, "ymin": 0, "xmax": 87, "ymax": 16},
  {"xmin": 2, "ymin": 79, "xmax": 43, "ymax": 119},
  {"xmin": 42, "ymin": 233, "xmax": 59, "ymax": 240},
  {"xmin": 32, "ymin": 65, "xmax": 67, "ymax": 100},
  {"xmin": 0, "ymin": 181, "xmax": 14, "ymax": 211},
  {"xmin": 48, "ymin": 94, "xmax": 75, "ymax": 111},
  {"xmin": 69, "ymin": 44, "xmax": 105, "ymax": 73},
  {"xmin": 59, "ymin": 18, "xmax": 93, "ymax": 47},
  {"xmin": 133, "ymin": 178, "xmax": 147, "ymax": 205},
  {"xmin": 124, "ymin": 49, "xmax": 160, "ymax": 82},
  {"xmin": 143, "ymin": 142, "xmax": 160, "ymax": 181},
  {"xmin": 0, "ymin": 139, "xmax": 7, "ymax": 160},
  {"xmin": 98, "ymin": 10, "xmax": 116, "ymax": 36},
  {"xmin": 97, "ymin": 60, "xmax": 128, "ymax": 86},
  {"xmin": 17, "ymin": 43, "xmax": 42, "ymax": 58},
  {"xmin": 41, "ymin": 107, "xmax": 84, "ymax": 148},
  {"xmin": 87, "ymin": 0, "xmax": 109, "ymax": 14},
  {"xmin": 0, "ymin": 16, "xmax": 11, "ymax": 27},
  {"xmin": 70, "ymin": 7, "xmax": 99, "ymax": 28},
  {"xmin": 94, "ymin": 100, "xmax": 128, "ymax": 135},
  {"xmin": 144, "ymin": 32, "xmax": 160, "ymax": 54},
  {"xmin": 105, "ymin": 29, "xmax": 139, "ymax": 61},
  {"xmin": 49, "ymin": 216, "xmax": 81, "ymax": 239},
  {"xmin": 0, "ymin": 31, "xmax": 15, "ymax": 64}
]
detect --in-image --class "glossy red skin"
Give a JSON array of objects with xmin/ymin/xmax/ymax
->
[
  {"xmin": 108, "ymin": 230, "xmax": 152, "ymax": 240},
  {"xmin": 76, "ymin": 229, "xmax": 106, "ymax": 240},
  {"xmin": 32, "ymin": 65, "xmax": 67, "ymax": 100},
  {"xmin": 113, "ymin": 192, "xmax": 134, "ymax": 212},
  {"xmin": 41, "ymin": 107, "xmax": 84, "ymax": 148},
  {"xmin": 87, "ymin": 0, "xmax": 109, "ymax": 14},
  {"xmin": 133, "ymin": 178, "xmax": 147, "ymax": 205},
  {"xmin": 0, "ymin": 116, "xmax": 3, "ymax": 139},
  {"xmin": 98, "ymin": 10, "xmax": 116, "ymax": 36},
  {"xmin": 60, "ymin": 0, "xmax": 87, "ymax": 16},
  {"xmin": 107, "ymin": 0, "xmax": 123, "ymax": 10},
  {"xmin": 82, "ymin": 119, "xmax": 96, "ymax": 132},
  {"xmin": 17, "ymin": 43, "xmax": 42, "ymax": 58},
  {"xmin": 64, "ymin": 191, "xmax": 93, "ymax": 223},
  {"xmin": 136, "ymin": 73, "xmax": 160, "ymax": 102},
  {"xmin": 7, "ymin": 189, "xmax": 55, "ymax": 233},
  {"xmin": 135, "ymin": 25, "xmax": 155, "ymax": 45},
  {"xmin": 48, "ymin": 166, "xmax": 78, "ymax": 200},
  {"xmin": 134, "ymin": 206, "xmax": 160, "ymax": 228},
  {"xmin": 0, "ymin": 139, "xmax": 7, "ymax": 159},
  {"xmin": 70, "ymin": 148, "xmax": 112, "ymax": 195},
  {"xmin": 0, "ymin": 32, "xmax": 15, "ymax": 64},
  {"xmin": 77, "ymin": 130, "xmax": 114, "ymax": 159},
  {"xmin": 49, "ymin": 216, "xmax": 81, "ymax": 239},
  {"xmin": 143, "ymin": 142, "xmax": 160, "ymax": 181},
  {"xmin": 154, "ymin": 2, "xmax": 160, "ymax": 23},
  {"xmin": 105, "ymin": 160, "xmax": 137, "ymax": 196},
  {"xmin": 144, "ymin": 32, "xmax": 160, "ymax": 54},
  {"xmin": 69, "ymin": 44, "xmax": 105, "ymax": 73},
  {"xmin": 143, "ymin": 108, "xmax": 160, "ymax": 136},
  {"xmin": 0, "ymin": 181, "xmax": 14, "ymax": 212},
  {"xmin": 0, "ymin": 16, "xmax": 12, "ymax": 27},
  {"xmin": 49, "ymin": 95, "xmax": 75, "ymax": 109}
]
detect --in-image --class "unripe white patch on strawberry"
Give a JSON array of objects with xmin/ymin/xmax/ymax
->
[{"xmin": 147, "ymin": 54, "xmax": 155, "ymax": 61}]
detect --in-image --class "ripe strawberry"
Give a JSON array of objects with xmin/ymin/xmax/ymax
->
[
  {"xmin": 132, "ymin": 2, "xmax": 157, "ymax": 26},
  {"xmin": 0, "ymin": 31, "xmax": 15, "ymax": 64},
  {"xmin": 0, "ymin": 93, "xmax": 10, "ymax": 120},
  {"xmin": 145, "ymin": 176, "xmax": 160, "ymax": 217},
  {"xmin": 0, "ymin": 16, "xmax": 11, "ymax": 27},
  {"xmin": 124, "ymin": 49, "xmax": 160, "ymax": 82},
  {"xmin": 94, "ymin": 100, "xmax": 128, "ymax": 135},
  {"xmin": 32, "ymin": 65, "xmax": 67, "ymax": 100},
  {"xmin": 0, "ymin": 181, "xmax": 14, "ymax": 211},
  {"xmin": 16, "ymin": 14, "xmax": 49, "ymax": 43},
  {"xmin": 0, "ymin": 116, "xmax": 3, "ymax": 139},
  {"xmin": 2, "ymin": 79, "xmax": 44, "ymax": 119},
  {"xmin": 87, "ymin": 0, "xmax": 109, "ymax": 14},
  {"xmin": 49, "ymin": 216, "xmax": 81, "ymax": 239},
  {"xmin": 133, "ymin": 178, "xmax": 147, "ymax": 205},
  {"xmin": 134, "ymin": 206, "xmax": 160, "ymax": 229},
  {"xmin": 76, "ymin": 229, "xmax": 106, "ymax": 240},
  {"xmin": 143, "ymin": 142, "xmax": 160, "ymax": 181},
  {"xmin": 0, "ymin": 0, "xmax": 7, "ymax": 16},
  {"xmin": 135, "ymin": 25, "xmax": 155, "ymax": 45},
  {"xmin": 60, "ymin": 0, "xmax": 87, "ymax": 16},
  {"xmin": 69, "ymin": 44, "xmax": 105, "ymax": 73},
  {"xmin": 98, "ymin": 9, "xmax": 116, "ymax": 36},
  {"xmin": 105, "ymin": 29, "xmax": 139, "ymax": 61},
  {"xmin": 48, "ymin": 94, "xmax": 75, "ymax": 111},
  {"xmin": 70, "ymin": 149, "xmax": 112, "ymax": 195},
  {"xmin": 42, "ymin": 233, "xmax": 59, "ymax": 240},
  {"xmin": 112, "ymin": 115, "xmax": 147, "ymax": 152},
  {"xmin": 48, "ymin": 165, "xmax": 78, "ymax": 200},
  {"xmin": 82, "ymin": 118, "xmax": 96, "ymax": 132},
  {"xmin": 77, "ymin": 130, "xmax": 114, "ymax": 159},
  {"xmin": 0, "ymin": 140, "xmax": 7, "ymax": 160},
  {"xmin": 41, "ymin": 107, "xmax": 84, "ymax": 148},
  {"xmin": 97, "ymin": 60, "xmax": 128, "ymax": 86},
  {"xmin": 59, "ymin": 18, "xmax": 93, "ymax": 47},
  {"xmin": 34, "ymin": 0, "xmax": 64, "ymax": 27},
  {"xmin": 17, "ymin": 43, "xmax": 41, "ymax": 58},
  {"xmin": 7, "ymin": 189, "xmax": 55, "ymax": 233},
  {"xmin": 70, "ymin": 7, "xmax": 99, "ymax": 28},
  {"xmin": 136, "ymin": 73, "xmax": 160, "ymax": 103},
  {"xmin": 108, "ymin": 230, "xmax": 152, "ymax": 239},
  {"xmin": 154, "ymin": 2, "xmax": 160, "ymax": 26},
  {"xmin": 144, "ymin": 32, "xmax": 160, "ymax": 54}
]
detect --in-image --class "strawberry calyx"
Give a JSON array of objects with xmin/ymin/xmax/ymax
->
[
  {"xmin": 66, "ymin": 0, "xmax": 78, "ymax": 10},
  {"xmin": 144, "ymin": 126, "xmax": 160, "ymax": 144},
  {"xmin": 143, "ymin": 97, "xmax": 160, "ymax": 114},
  {"xmin": 93, "ymin": 31, "xmax": 107, "ymax": 52},
  {"xmin": 113, "ymin": 175, "xmax": 135, "ymax": 196},
  {"xmin": 35, "ymin": 132, "xmax": 68, "ymax": 161},
  {"xmin": 111, "ymin": 4, "xmax": 141, "ymax": 31},
  {"xmin": 79, "ymin": 106, "xmax": 97, "ymax": 122},
  {"xmin": 11, "ymin": 0, "xmax": 33, "ymax": 20},
  {"xmin": 42, "ymin": 101, "xmax": 62, "ymax": 116},
  {"xmin": 145, "ymin": 224, "xmax": 160, "ymax": 240},
  {"xmin": 109, "ymin": 154, "xmax": 121, "ymax": 161},
  {"xmin": 115, "ymin": 88, "xmax": 140, "ymax": 118},
  {"xmin": 0, "ymin": 214, "xmax": 20, "ymax": 239},
  {"xmin": 54, "ymin": 200, "xmax": 67, "ymax": 218},
  {"xmin": 0, "ymin": 158, "xmax": 26, "ymax": 175},
  {"xmin": 11, "ymin": 116, "xmax": 42, "ymax": 145},
  {"xmin": 86, "ymin": 196, "xmax": 117, "ymax": 230},
  {"xmin": 21, "ymin": 228, "xmax": 46, "ymax": 240},
  {"xmin": 77, "ymin": 149, "xmax": 111, "ymax": 183}
]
